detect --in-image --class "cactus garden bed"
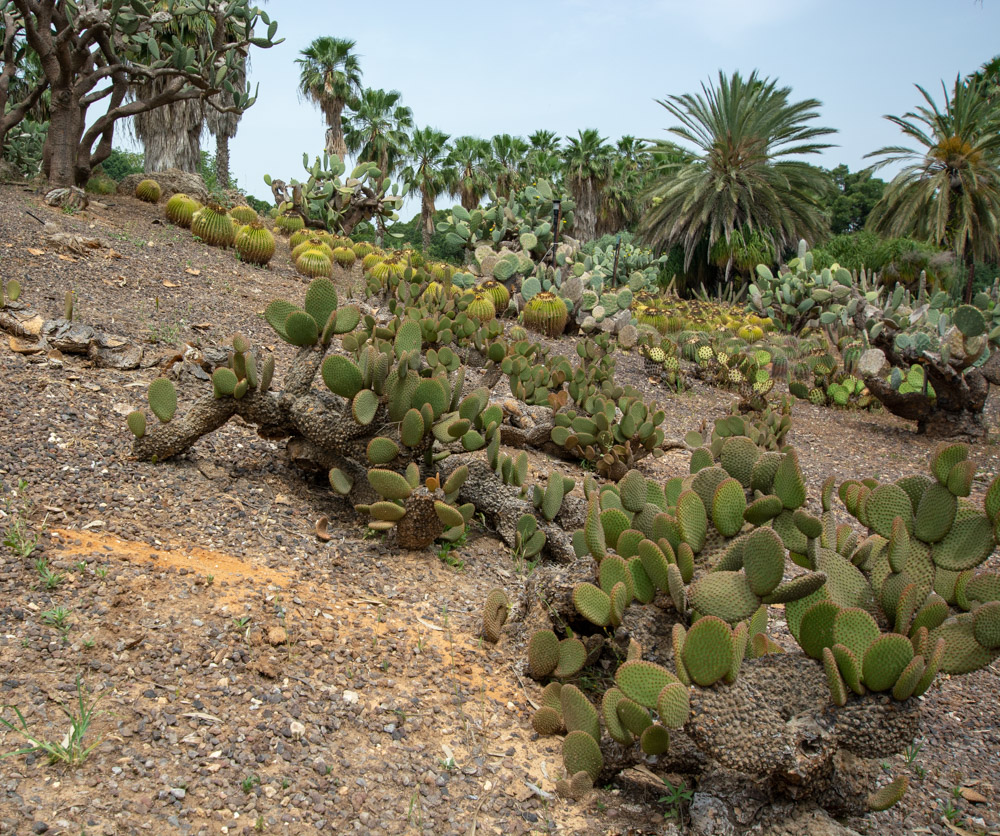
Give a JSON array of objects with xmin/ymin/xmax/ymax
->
[{"xmin": 0, "ymin": 183, "xmax": 999, "ymax": 836}]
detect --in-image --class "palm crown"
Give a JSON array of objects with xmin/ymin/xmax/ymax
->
[{"xmin": 639, "ymin": 70, "xmax": 835, "ymax": 270}]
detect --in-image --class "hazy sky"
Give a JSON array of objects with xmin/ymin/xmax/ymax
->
[{"xmin": 208, "ymin": 0, "xmax": 1000, "ymax": 214}]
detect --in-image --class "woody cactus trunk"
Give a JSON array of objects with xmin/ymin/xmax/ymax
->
[{"xmin": 127, "ymin": 278, "xmax": 577, "ymax": 557}]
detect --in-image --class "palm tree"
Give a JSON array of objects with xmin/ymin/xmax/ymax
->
[
  {"xmin": 448, "ymin": 135, "xmax": 491, "ymax": 210},
  {"xmin": 488, "ymin": 133, "xmax": 529, "ymax": 198},
  {"xmin": 866, "ymin": 75, "xmax": 1000, "ymax": 302},
  {"xmin": 401, "ymin": 127, "xmax": 454, "ymax": 250},
  {"xmin": 296, "ymin": 37, "xmax": 363, "ymax": 161},
  {"xmin": 638, "ymin": 70, "xmax": 835, "ymax": 271},
  {"xmin": 525, "ymin": 129, "xmax": 562, "ymax": 183},
  {"xmin": 563, "ymin": 129, "xmax": 614, "ymax": 242},
  {"xmin": 344, "ymin": 87, "xmax": 413, "ymax": 179}
]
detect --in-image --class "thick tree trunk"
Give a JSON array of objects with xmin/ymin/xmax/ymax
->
[
  {"xmin": 43, "ymin": 89, "xmax": 84, "ymax": 188},
  {"xmin": 215, "ymin": 132, "xmax": 230, "ymax": 190}
]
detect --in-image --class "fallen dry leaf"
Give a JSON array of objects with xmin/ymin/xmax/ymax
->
[
  {"xmin": 185, "ymin": 267, "xmax": 201, "ymax": 276},
  {"xmin": 315, "ymin": 516, "xmax": 332, "ymax": 542},
  {"xmin": 57, "ymin": 254, "xmax": 77, "ymax": 262},
  {"xmin": 27, "ymin": 247, "xmax": 45, "ymax": 255},
  {"xmin": 8, "ymin": 336, "xmax": 42, "ymax": 354},
  {"xmin": 960, "ymin": 787, "xmax": 988, "ymax": 804},
  {"xmin": 191, "ymin": 322, "xmax": 213, "ymax": 331},
  {"xmin": 163, "ymin": 280, "xmax": 181, "ymax": 288}
]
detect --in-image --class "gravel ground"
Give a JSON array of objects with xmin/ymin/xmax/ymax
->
[{"xmin": 0, "ymin": 183, "xmax": 997, "ymax": 836}]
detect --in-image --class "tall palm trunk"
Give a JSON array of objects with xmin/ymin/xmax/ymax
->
[
  {"xmin": 421, "ymin": 188, "xmax": 435, "ymax": 251},
  {"xmin": 135, "ymin": 93, "xmax": 203, "ymax": 173},
  {"xmin": 572, "ymin": 178, "xmax": 599, "ymax": 242},
  {"xmin": 325, "ymin": 100, "xmax": 346, "ymax": 160}
]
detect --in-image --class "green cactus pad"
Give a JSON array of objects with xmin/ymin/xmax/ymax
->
[
  {"xmin": 761, "ymin": 571, "xmax": 828, "ymax": 605},
  {"xmin": 639, "ymin": 724, "xmax": 670, "ymax": 756},
  {"xmin": 572, "ymin": 582, "xmax": 612, "ymax": 627},
  {"xmin": 868, "ymin": 776, "xmax": 908, "ymax": 813},
  {"xmin": 691, "ymin": 466, "xmax": 728, "ymax": 515},
  {"xmin": 731, "ymin": 619, "xmax": 751, "ymax": 683},
  {"xmin": 532, "ymin": 706, "xmax": 562, "ymax": 736},
  {"xmin": 929, "ymin": 618, "xmax": 996, "ymax": 674},
  {"xmin": 552, "ymin": 637, "xmax": 586, "ymax": 679},
  {"xmin": 561, "ymin": 683, "xmax": 600, "ymax": 740},
  {"xmin": 831, "ymin": 642, "xmax": 865, "ymax": 695},
  {"xmin": 562, "ymin": 731, "xmax": 603, "ymax": 782},
  {"xmin": 434, "ymin": 501, "xmax": 465, "ymax": 529},
  {"xmin": 744, "ymin": 494, "xmax": 784, "ymax": 526},
  {"xmin": 862, "ymin": 634, "xmax": 915, "ymax": 692},
  {"xmin": 932, "ymin": 505, "xmax": 995, "ymax": 571},
  {"xmin": 973, "ymin": 600, "xmax": 1000, "ymax": 649},
  {"xmin": 618, "ymin": 470, "xmax": 648, "ymax": 514},
  {"xmin": 832, "ymin": 607, "xmax": 880, "ymax": 663},
  {"xmin": 946, "ymin": 460, "xmax": 976, "ymax": 498},
  {"xmin": 908, "ymin": 595, "xmax": 949, "ymax": 636},
  {"xmin": 823, "ymin": 646, "xmax": 849, "ymax": 706},
  {"xmin": 656, "ymin": 682, "xmax": 690, "ymax": 729},
  {"xmin": 797, "ymin": 600, "xmax": 841, "ymax": 660},
  {"xmin": 671, "ymin": 623, "xmax": 691, "ymax": 686},
  {"xmin": 912, "ymin": 637, "xmax": 946, "ymax": 696},
  {"xmin": 773, "ymin": 449, "xmax": 807, "ymax": 510},
  {"xmin": 584, "ymin": 500, "xmax": 606, "ymax": 561},
  {"xmin": 984, "ymin": 475, "xmax": 1000, "ymax": 521},
  {"xmin": 954, "ymin": 304, "xmax": 986, "ymax": 338},
  {"xmin": 792, "ymin": 510, "xmax": 823, "ymax": 541},
  {"xmin": 615, "ymin": 660, "xmax": 679, "ymax": 709},
  {"xmin": 482, "ymin": 588, "xmax": 509, "ymax": 643},
  {"xmin": 616, "ymin": 695, "xmax": 653, "ymax": 737},
  {"xmin": 350, "ymin": 389, "xmax": 377, "ymax": 426},
  {"xmin": 886, "ymin": 517, "xmax": 910, "ymax": 574},
  {"xmin": 601, "ymin": 688, "xmax": 633, "ymax": 746},
  {"xmin": 676, "ymin": 490, "xmax": 707, "ymax": 553},
  {"xmin": 147, "ymin": 378, "xmax": 177, "ymax": 423},
  {"xmin": 399, "ymin": 408, "xmax": 425, "ymax": 447},
  {"xmin": 751, "ymin": 452, "xmax": 782, "ymax": 494},
  {"xmin": 863, "ymin": 484, "xmax": 913, "ymax": 539},
  {"xmin": 931, "ymin": 442, "xmax": 968, "ymax": 485},
  {"xmin": 720, "ymin": 436, "xmax": 759, "ymax": 488},
  {"xmin": 599, "ymin": 554, "xmax": 630, "ymax": 595},
  {"xmin": 682, "ymin": 616, "xmax": 734, "ymax": 687},
  {"xmin": 328, "ymin": 468, "xmax": 353, "ymax": 495},
  {"xmin": 772, "ymin": 509, "xmax": 808, "ymax": 555},
  {"xmin": 891, "ymin": 653, "xmax": 926, "ymax": 700},
  {"xmin": 617, "ymin": 529, "xmax": 644, "ymax": 560},
  {"xmin": 742, "ymin": 527, "xmax": 786, "ymax": 597},
  {"xmin": 688, "ymin": 571, "xmax": 760, "ymax": 624},
  {"xmin": 527, "ymin": 629, "xmax": 560, "ymax": 678},
  {"xmin": 321, "ymin": 355, "xmax": 363, "ymax": 399},
  {"xmin": 367, "ymin": 437, "xmax": 400, "ymax": 465},
  {"xmin": 126, "ymin": 410, "xmax": 146, "ymax": 439},
  {"xmin": 712, "ymin": 478, "xmax": 747, "ymax": 538},
  {"xmin": 280, "ymin": 310, "xmax": 317, "ymax": 346},
  {"xmin": 913, "ymin": 482, "xmax": 957, "ymax": 543},
  {"xmin": 369, "ymin": 501, "xmax": 406, "ymax": 522},
  {"xmin": 689, "ymin": 447, "xmax": 714, "ymax": 473},
  {"xmin": 667, "ymin": 562, "xmax": 686, "ymax": 613},
  {"xmin": 965, "ymin": 571, "xmax": 1000, "ymax": 604},
  {"xmin": 367, "ymin": 468, "xmax": 413, "ymax": 500}
]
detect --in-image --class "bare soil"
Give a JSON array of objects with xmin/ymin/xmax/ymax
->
[{"xmin": 0, "ymin": 183, "xmax": 997, "ymax": 836}]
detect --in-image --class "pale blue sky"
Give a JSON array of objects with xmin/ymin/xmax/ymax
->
[{"xmin": 215, "ymin": 0, "xmax": 1000, "ymax": 214}]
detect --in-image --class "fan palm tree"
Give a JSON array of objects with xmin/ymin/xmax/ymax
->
[
  {"xmin": 401, "ymin": 127, "xmax": 454, "ymax": 250},
  {"xmin": 296, "ymin": 37, "xmax": 363, "ymax": 161},
  {"xmin": 488, "ymin": 133, "xmax": 529, "ymax": 198},
  {"xmin": 638, "ymin": 70, "xmax": 835, "ymax": 271},
  {"xmin": 525, "ymin": 129, "xmax": 562, "ymax": 183},
  {"xmin": 344, "ymin": 87, "xmax": 413, "ymax": 179},
  {"xmin": 866, "ymin": 75, "xmax": 1000, "ymax": 302},
  {"xmin": 448, "ymin": 135, "xmax": 492, "ymax": 210},
  {"xmin": 563, "ymin": 129, "xmax": 614, "ymax": 242}
]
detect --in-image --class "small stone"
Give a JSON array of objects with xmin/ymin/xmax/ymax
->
[
  {"xmin": 267, "ymin": 625, "xmax": 288, "ymax": 646},
  {"xmin": 169, "ymin": 787, "xmax": 186, "ymax": 800},
  {"xmin": 289, "ymin": 720, "xmax": 305, "ymax": 740},
  {"xmin": 343, "ymin": 690, "xmax": 359, "ymax": 705}
]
